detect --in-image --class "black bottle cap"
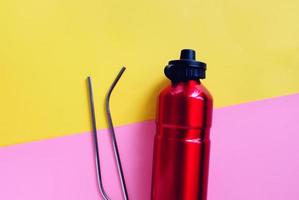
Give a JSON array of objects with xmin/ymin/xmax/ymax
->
[{"xmin": 164, "ymin": 49, "xmax": 206, "ymax": 82}]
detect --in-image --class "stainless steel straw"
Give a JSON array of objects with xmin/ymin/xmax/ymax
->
[
  {"xmin": 87, "ymin": 77, "xmax": 111, "ymax": 200},
  {"xmin": 105, "ymin": 67, "xmax": 129, "ymax": 200}
]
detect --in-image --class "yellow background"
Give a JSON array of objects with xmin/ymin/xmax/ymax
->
[{"xmin": 1, "ymin": 0, "xmax": 299, "ymax": 146}]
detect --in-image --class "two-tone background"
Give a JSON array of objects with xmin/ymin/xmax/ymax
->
[{"xmin": 1, "ymin": 0, "xmax": 299, "ymax": 199}]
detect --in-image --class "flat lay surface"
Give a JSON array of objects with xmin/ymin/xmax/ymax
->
[{"xmin": 0, "ymin": 0, "xmax": 299, "ymax": 199}]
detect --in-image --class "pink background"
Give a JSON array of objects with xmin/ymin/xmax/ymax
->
[{"xmin": 0, "ymin": 94, "xmax": 298, "ymax": 199}]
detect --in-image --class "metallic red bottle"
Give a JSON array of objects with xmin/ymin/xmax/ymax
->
[{"xmin": 151, "ymin": 49, "xmax": 213, "ymax": 200}]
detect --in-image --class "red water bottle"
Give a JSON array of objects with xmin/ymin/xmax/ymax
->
[{"xmin": 151, "ymin": 49, "xmax": 213, "ymax": 200}]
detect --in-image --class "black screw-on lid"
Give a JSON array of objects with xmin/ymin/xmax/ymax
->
[{"xmin": 164, "ymin": 49, "xmax": 206, "ymax": 82}]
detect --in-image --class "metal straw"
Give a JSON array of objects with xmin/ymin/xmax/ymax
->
[
  {"xmin": 105, "ymin": 67, "xmax": 129, "ymax": 200},
  {"xmin": 87, "ymin": 77, "xmax": 111, "ymax": 200}
]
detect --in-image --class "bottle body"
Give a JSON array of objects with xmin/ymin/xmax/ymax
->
[{"xmin": 151, "ymin": 80, "xmax": 213, "ymax": 200}]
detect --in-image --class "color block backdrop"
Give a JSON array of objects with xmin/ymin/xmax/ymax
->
[{"xmin": 0, "ymin": 0, "xmax": 299, "ymax": 199}]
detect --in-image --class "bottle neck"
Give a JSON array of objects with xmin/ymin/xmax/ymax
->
[{"xmin": 171, "ymin": 79, "xmax": 201, "ymax": 86}]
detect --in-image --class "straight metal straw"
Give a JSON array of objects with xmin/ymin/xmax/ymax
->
[
  {"xmin": 105, "ymin": 67, "xmax": 129, "ymax": 200},
  {"xmin": 87, "ymin": 77, "xmax": 111, "ymax": 200}
]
